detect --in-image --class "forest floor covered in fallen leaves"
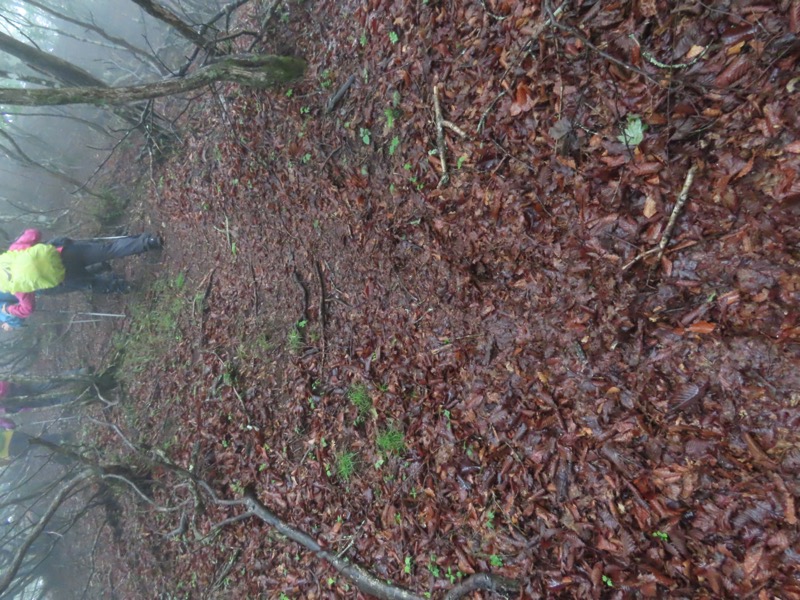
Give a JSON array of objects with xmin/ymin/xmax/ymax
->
[{"xmin": 92, "ymin": 1, "xmax": 799, "ymax": 598}]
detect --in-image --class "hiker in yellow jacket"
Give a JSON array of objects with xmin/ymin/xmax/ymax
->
[{"xmin": 0, "ymin": 229, "xmax": 162, "ymax": 329}]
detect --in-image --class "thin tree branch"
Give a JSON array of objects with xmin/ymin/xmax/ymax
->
[
  {"xmin": 622, "ymin": 164, "xmax": 699, "ymax": 271},
  {"xmin": 0, "ymin": 471, "xmax": 93, "ymax": 595}
]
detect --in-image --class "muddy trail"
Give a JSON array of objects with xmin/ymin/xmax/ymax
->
[{"xmin": 94, "ymin": 1, "xmax": 799, "ymax": 598}]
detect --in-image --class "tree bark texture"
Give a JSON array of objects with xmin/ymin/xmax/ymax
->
[
  {"xmin": 0, "ymin": 55, "xmax": 306, "ymax": 106},
  {"xmin": 0, "ymin": 31, "xmax": 106, "ymax": 88}
]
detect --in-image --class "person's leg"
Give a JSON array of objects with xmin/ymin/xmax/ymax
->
[
  {"xmin": 58, "ymin": 234, "xmax": 161, "ymax": 268},
  {"xmin": 87, "ymin": 273, "xmax": 130, "ymax": 294},
  {"xmin": 39, "ymin": 271, "xmax": 130, "ymax": 295}
]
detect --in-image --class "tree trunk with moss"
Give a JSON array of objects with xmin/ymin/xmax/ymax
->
[{"xmin": 0, "ymin": 55, "xmax": 306, "ymax": 107}]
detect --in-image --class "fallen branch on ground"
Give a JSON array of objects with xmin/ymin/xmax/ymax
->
[
  {"xmin": 325, "ymin": 74, "xmax": 356, "ymax": 113},
  {"xmin": 241, "ymin": 490, "xmax": 520, "ymax": 600},
  {"xmin": 98, "ymin": 423, "xmax": 519, "ymax": 600}
]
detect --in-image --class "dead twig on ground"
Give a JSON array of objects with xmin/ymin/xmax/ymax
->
[
  {"xmin": 622, "ymin": 164, "xmax": 699, "ymax": 272},
  {"xmin": 544, "ymin": 1, "xmax": 657, "ymax": 84},
  {"xmin": 314, "ymin": 260, "xmax": 328, "ymax": 377},
  {"xmin": 433, "ymin": 84, "xmax": 450, "ymax": 188},
  {"xmin": 629, "ymin": 35, "xmax": 709, "ymax": 70},
  {"xmin": 441, "ymin": 120, "xmax": 468, "ymax": 138},
  {"xmin": 478, "ymin": 0, "xmax": 507, "ymax": 21},
  {"xmin": 325, "ymin": 74, "xmax": 356, "ymax": 113},
  {"xmin": 477, "ymin": 90, "xmax": 506, "ymax": 134},
  {"xmin": 249, "ymin": 262, "xmax": 259, "ymax": 316},
  {"xmin": 321, "ymin": 145, "xmax": 343, "ymax": 168}
]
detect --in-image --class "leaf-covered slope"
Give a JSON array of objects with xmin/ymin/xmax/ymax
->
[{"xmin": 105, "ymin": 1, "xmax": 799, "ymax": 598}]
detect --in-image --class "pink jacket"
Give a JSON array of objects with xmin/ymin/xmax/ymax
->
[{"xmin": 2, "ymin": 229, "xmax": 41, "ymax": 319}]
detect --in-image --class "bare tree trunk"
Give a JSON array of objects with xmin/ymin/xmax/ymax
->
[
  {"xmin": 0, "ymin": 54, "xmax": 306, "ymax": 106},
  {"xmin": 0, "ymin": 30, "xmax": 171, "ymax": 138},
  {"xmin": 21, "ymin": 0, "xmax": 169, "ymax": 76},
  {"xmin": 129, "ymin": 0, "xmax": 216, "ymax": 51},
  {"xmin": 0, "ymin": 31, "xmax": 105, "ymax": 88}
]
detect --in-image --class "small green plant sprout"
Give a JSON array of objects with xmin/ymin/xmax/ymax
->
[
  {"xmin": 427, "ymin": 554, "xmax": 440, "ymax": 577},
  {"xmin": 456, "ymin": 155, "xmax": 468, "ymax": 169},
  {"xmin": 404, "ymin": 555, "xmax": 413, "ymax": 574},
  {"xmin": 617, "ymin": 113, "xmax": 647, "ymax": 147},
  {"xmin": 445, "ymin": 567, "xmax": 458, "ymax": 584},
  {"xmin": 389, "ymin": 136, "xmax": 400, "ymax": 155},
  {"xmin": 348, "ymin": 383, "xmax": 373, "ymax": 419},
  {"xmin": 301, "ymin": 152, "xmax": 312, "ymax": 164},
  {"xmin": 360, "ymin": 31, "xmax": 368, "ymax": 47},
  {"xmin": 335, "ymin": 451, "xmax": 357, "ymax": 481},
  {"xmin": 360, "ymin": 127, "xmax": 371, "ymax": 145},
  {"xmin": 287, "ymin": 322, "xmax": 304, "ymax": 353},
  {"xmin": 285, "ymin": 88, "xmax": 294, "ymax": 98},
  {"xmin": 389, "ymin": 31, "xmax": 399, "ymax": 44},
  {"xmin": 601, "ymin": 574, "xmax": 614, "ymax": 587},
  {"xmin": 384, "ymin": 108, "xmax": 396, "ymax": 129},
  {"xmin": 485, "ymin": 509, "xmax": 495, "ymax": 529},
  {"xmin": 652, "ymin": 530, "xmax": 669, "ymax": 541},
  {"xmin": 300, "ymin": 105, "xmax": 310, "ymax": 115},
  {"xmin": 442, "ymin": 408, "xmax": 452, "ymax": 429},
  {"xmin": 320, "ymin": 70, "xmax": 333, "ymax": 89},
  {"xmin": 489, "ymin": 554, "xmax": 503, "ymax": 568},
  {"xmin": 376, "ymin": 428, "xmax": 405, "ymax": 454}
]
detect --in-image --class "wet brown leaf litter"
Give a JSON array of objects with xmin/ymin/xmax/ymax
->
[{"xmin": 95, "ymin": 1, "xmax": 800, "ymax": 598}]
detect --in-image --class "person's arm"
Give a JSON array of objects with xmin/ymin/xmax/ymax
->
[
  {"xmin": 4, "ymin": 293, "xmax": 34, "ymax": 319},
  {"xmin": 0, "ymin": 301, "xmax": 27, "ymax": 329},
  {"xmin": 9, "ymin": 229, "xmax": 42, "ymax": 251}
]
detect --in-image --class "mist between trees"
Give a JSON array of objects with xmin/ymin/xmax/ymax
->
[{"xmin": 0, "ymin": 1, "xmax": 307, "ymax": 597}]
